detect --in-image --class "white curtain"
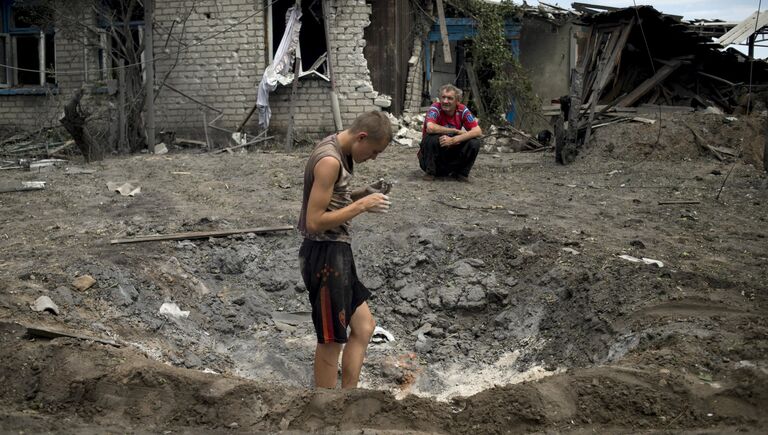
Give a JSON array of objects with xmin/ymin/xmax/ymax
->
[{"xmin": 257, "ymin": 6, "xmax": 302, "ymax": 130}]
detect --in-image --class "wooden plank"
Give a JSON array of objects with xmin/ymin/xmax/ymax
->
[
  {"xmin": 465, "ymin": 62, "xmax": 485, "ymax": 118},
  {"xmin": 697, "ymin": 71, "xmax": 739, "ymax": 87},
  {"xmin": 110, "ymin": 225, "xmax": 294, "ymax": 245},
  {"xmin": 117, "ymin": 59, "xmax": 127, "ymax": 153},
  {"xmin": 0, "ymin": 182, "xmax": 45, "ymax": 193},
  {"xmin": 615, "ymin": 60, "xmax": 683, "ymax": 107},
  {"xmin": 285, "ymin": 53, "xmax": 301, "ymax": 151},
  {"xmin": 213, "ymin": 135, "xmax": 274, "ymax": 154},
  {"xmin": 658, "ymin": 200, "xmax": 701, "ymax": 205},
  {"xmin": 436, "ymin": 0, "xmax": 452, "ymax": 64}
]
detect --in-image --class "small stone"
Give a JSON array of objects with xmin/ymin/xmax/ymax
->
[
  {"xmin": 393, "ymin": 279, "xmax": 408, "ymax": 290},
  {"xmin": 274, "ymin": 321, "xmax": 296, "ymax": 333},
  {"xmin": 72, "ymin": 275, "xmax": 96, "ymax": 291},
  {"xmin": 400, "ymin": 284, "xmax": 425, "ymax": 302},
  {"xmin": 451, "ymin": 261, "xmax": 475, "ymax": 277}
]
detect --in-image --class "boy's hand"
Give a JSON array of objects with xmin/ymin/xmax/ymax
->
[
  {"xmin": 365, "ymin": 179, "xmax": 392, "ymax": 195},
  {"xmin": 359, "ymin": 193, "xmax": 391, "ymax": 213}
]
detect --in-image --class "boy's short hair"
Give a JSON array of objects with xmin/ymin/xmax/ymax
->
[
  {"xmin": 439, "ymin": 84, "xmax": 463, "ymax": 100},
  {"xmin": 349, "ymin": 111, "xmax": 393, "ymax": 144}
]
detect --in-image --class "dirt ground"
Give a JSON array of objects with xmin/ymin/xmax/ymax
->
[{"xmin": 1, "ymin": 112, "xmax": 767, "ymax": 433}]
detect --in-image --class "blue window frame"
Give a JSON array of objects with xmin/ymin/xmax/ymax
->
[
  {"xmin": 0, "ymin": 0, "xmax": 56, "ymax": 92},
  {"xmin": 425, "ymin": 18, "xmax": 521, "ymax": 122}
]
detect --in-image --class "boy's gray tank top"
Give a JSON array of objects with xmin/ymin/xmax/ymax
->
[{"xmin": 298, "ymin": 134, "xmax": 353, "ymax": 243}]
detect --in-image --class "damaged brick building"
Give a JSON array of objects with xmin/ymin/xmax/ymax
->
[{"xmin": 0, "ymin": 0, "xmax": 587, "ymax": 144}]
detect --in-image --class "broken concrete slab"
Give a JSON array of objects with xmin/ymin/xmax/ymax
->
[{"xmin": 106, "ymin": 181, "xmax": 141, "ymax": 197}]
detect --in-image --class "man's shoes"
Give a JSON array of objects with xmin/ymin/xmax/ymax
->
[
  {"xmin": 422, "ymin": 174, "xmax": 436, "ymax": 181},
  {"xmin": 455, "ymin": 174, "xmax": 470, "ymax": 183}
]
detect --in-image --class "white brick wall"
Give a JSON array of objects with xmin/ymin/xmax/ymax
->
[{"xmin": 0, "ymin": 0, "xmax": 382, "ymax": 140}]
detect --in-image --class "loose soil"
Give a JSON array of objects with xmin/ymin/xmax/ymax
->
[{"xmin": 1, "ymin": 112, "xmax": 767, "ymax": 433}]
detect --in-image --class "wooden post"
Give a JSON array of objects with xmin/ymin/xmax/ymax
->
[
  {"xmin": 436, "ymin": 0, "xmax": 452, "ymax": 64},
  {"xmin": 203, "ymin": 110, "xmax": 212, "ymax": 151},
  {"xmin": 323, "ymin": 0, "xmax": 343, "ymax": 130},
  {"xmin": 285, "ymin": 0, "xmax": 302, "ymax": 151},
  {"xmin": 118, "ymin": 59, "xmax": 127, "ymax": 153},
  {"xmin": 465, "ymin": 62, "xmax": 485, "ymax": 119},
  {"xmin": 144, "ymin": 0, "xmax": 156, "ymax": 150}
]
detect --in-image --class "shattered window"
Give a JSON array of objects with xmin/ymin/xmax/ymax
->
[
  {"xmin": 0, "ymin": 0, "xmax": 56, "ymax": 88},
  {"xmin": 270, "ymin": 0, "xmax": 328, "ymax": 79},
  {"xmin": 96, "ymin": 0, "xmax": 145, "ymax": 82}
]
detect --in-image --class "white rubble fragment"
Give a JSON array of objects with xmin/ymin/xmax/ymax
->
[
  {"xmin": 153, "ymin": 143, "xmax": 168, "ymax": 155},
  {"xmin": 31, "ymin": 296, "xmax": 60, "ymax": 315},
  {"xmin": 618, "ymin": 255, "xmax": 664, "ymax": 267},
  {"xmin": 107, "ymin": 181, "xmax": 141, "ymax": 197},
  {"xmin": 404, "ymin": 129, "xmax": 422, "ymax": 141},
  {"xmin": 374, "ymin": 95, "xmax": 392, "ymax": 108},
  {"xmin": 395, "ymin": 137, "xmax": 414, "ymax": 147},
  {"xmin": 386, "ymin": 112, "xmax": 399, "ymax": 128},
  {"xmin": 371, "ymin": 326, "xmax": 395, "ymax": 343},
  {"xmin": 159, "ymin": 302, "xmax": 190, "ymax": 319}
]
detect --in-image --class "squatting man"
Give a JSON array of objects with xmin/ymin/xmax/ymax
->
[
  {"xmin": 418, "ymin": 84, "xmax": 483, "ymax": 181},
  {"xmin": 298, "ymin": 111, "xmax": 393, "ymax": 389}
]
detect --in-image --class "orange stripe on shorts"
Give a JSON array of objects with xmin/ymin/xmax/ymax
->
[{"xmin": 320, "ymin": 285, "xmax": 334, "ymax": 342}]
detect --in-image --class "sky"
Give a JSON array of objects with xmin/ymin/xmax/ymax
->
[
  {"xmin": 524, "ymin": 0, "xmax": 761, "ymax": 22},
  {"xmin": 522, "ymin": 1, "xmax": 766, "ymax": 56}
]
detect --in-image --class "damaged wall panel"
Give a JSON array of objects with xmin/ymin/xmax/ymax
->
[
  {"xmin": 363, "ymin": 0, "xmax": 413, "ymax": 116},
  {"xmin": 519, "ymin": 18, "xmax": 582, "ymax": 105}
]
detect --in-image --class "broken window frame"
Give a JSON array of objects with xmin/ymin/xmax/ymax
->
[
  {"xmin": 266, "ymin": 0, "xmax": 329, "ymax": 82},
  {"xmin": 95, "ymin": 0, "xmax": 145, "ymax": 83},
  {"xmin": 0, "ymin": 0, "xmax": 57, "ymax": 90}
]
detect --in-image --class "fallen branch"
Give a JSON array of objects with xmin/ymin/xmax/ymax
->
[{"xmin": 110, "ymin": 224, "xmax": 294, "ymax": 244}]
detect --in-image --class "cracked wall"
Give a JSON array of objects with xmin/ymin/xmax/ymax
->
[{"xmin": 0, "ymin": 0, "xmax": 382, "ymax": 141}]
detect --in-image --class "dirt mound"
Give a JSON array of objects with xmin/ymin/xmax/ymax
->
[
  {"xmin": 2, "ymin": 322, "xmax": 765, "ymax": 433},
  {"xmin": 1, "ymin": 134, "xmax": 767, "ymax": 432},
  {"xmin": 584, "ymin": 112, "xmax": 766, "ymax": 170}
]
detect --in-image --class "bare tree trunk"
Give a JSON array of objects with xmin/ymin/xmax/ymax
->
[{"xmin": 60, "ymin": 88, "xmax": 103, "ymax": 162}]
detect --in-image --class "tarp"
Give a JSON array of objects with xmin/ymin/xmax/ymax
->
[{"xmin": 257, "ymin": 6, "xmax": 302, "ymax": 130}]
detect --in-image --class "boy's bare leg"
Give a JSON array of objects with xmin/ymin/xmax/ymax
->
[
  {"xmin": 341, "ymin": 302, "xmax": 376, "ymax": 388},
  {"xmin": 314, "ymin": 342, "xmax": 343, "ymax": 388}
]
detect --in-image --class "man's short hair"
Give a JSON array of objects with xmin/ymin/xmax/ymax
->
[
  {"xmin": 349, "ymin": 111, "xmax": 393, "ymax": 144},
  {"xmin": 439, "ymin": 84, "xmax": 463, "ymax": 100}
]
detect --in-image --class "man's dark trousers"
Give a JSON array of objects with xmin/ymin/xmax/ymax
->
[{"xmin": 418, "ymin": 134, "xmax": 481, "ymax": 177}]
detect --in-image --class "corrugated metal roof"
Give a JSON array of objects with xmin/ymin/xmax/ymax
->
[{"xmin": 717, "ymin": 10, "xmax": 768, "ymax": 46}]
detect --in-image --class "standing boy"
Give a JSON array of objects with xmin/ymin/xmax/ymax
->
[{"xmin": 298, "ymin": 111, "xmax": 393, "ymax": 389}]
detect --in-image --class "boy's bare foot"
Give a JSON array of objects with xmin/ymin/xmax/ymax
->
[{"xmin": 422, "ymin": 174, "xmax": 435, "ymax": 181}]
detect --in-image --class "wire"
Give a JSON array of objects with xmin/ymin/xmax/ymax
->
[
  {"xmin": 719, "ymin": 0, "xmax": 762, "ymax": 200},
  {"xmin": 631, "ymin": 1, "xmax": 663, "ymax": 145},
  {"xmin": 0, "ymin": 0, "xmax": 281, "ymax": 76},
  {"xmin": 747, "ymin": 0, "xmax": 763, "ymax": 114}
]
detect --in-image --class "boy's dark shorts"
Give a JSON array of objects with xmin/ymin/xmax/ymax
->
[{"xmin": 299, "ymin": 239, "xmax": 371, "ymax": 344}]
